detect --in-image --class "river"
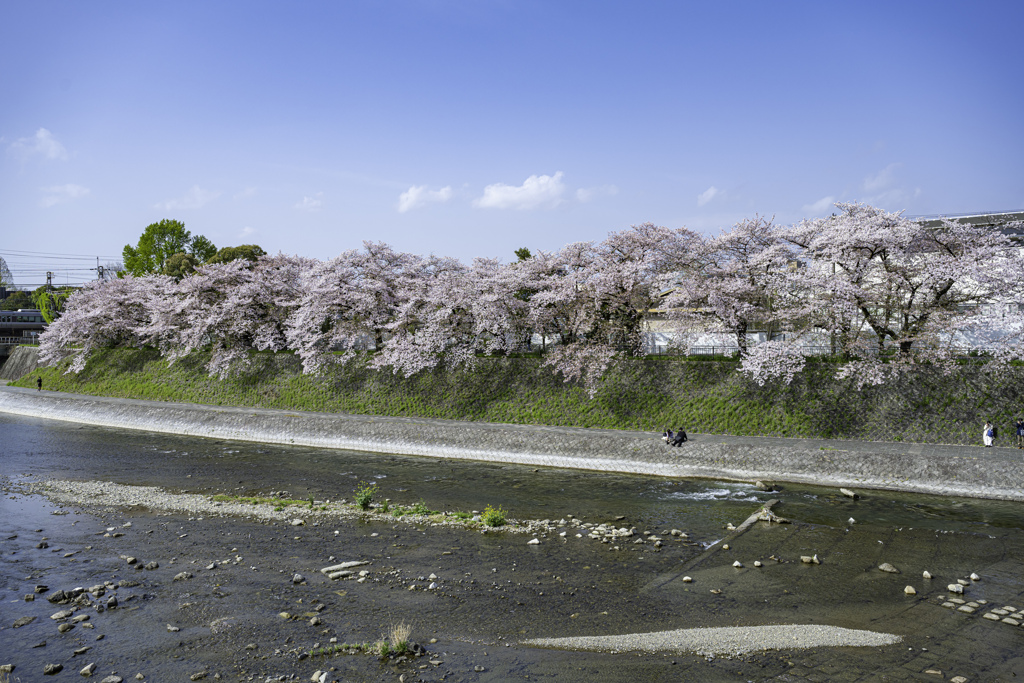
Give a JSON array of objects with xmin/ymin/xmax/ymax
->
[{"xmin": 2, "ymin": 413, "xmax": 1023, "ymax": 681}]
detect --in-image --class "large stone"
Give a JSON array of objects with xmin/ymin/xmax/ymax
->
[
  {"xmin": 13, "ymin": 616, "xmax": 36, "ymax": 628},
  {"xmin": 44, "ymin": 664, "xmax": 63, "ymax": 675},
  {"xmin": 319, "ymin": 561, "xmax": 368, "ymax": 575},
  {"xmin": 173, "ymin": 572, "xmax": 193, "ymax": 582},
  {"xmin": 81, "ymin": 662, "xmax": 97, "ymax": 676},
  {"xmin": 948, "ymin": 584, "xmax": 964, "ymax": 594},
  {"xmin": 878, "ymin": 563, "xmax": 900, "ymax": 574}
]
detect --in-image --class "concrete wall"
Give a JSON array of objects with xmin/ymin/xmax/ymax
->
[
  {"xmin": 0, "ymin": 346, "xmax": 40, "ymax": 381},
  {"xmin": 2, "ymin": 386, "xmax": 1022, "ymax": 502}
]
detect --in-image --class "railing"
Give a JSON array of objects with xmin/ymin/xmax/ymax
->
[{"xmin": 0, "ymin": 336, "xmax": 38, "ymax": 345}]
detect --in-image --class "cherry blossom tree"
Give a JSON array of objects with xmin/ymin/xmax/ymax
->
[
  {"xmin": 526, "ymin": 223, "xmax": 700, "ymax": 393},
  {"xmin": 663, "ymin": 215, "xmax": 795, "ymax": 354},
  {"xmin": 39, "ymin": 274, "xmax": 170, "ymax": 373},
  {"xmin": 143, "ymin": 254, "xmax": 313, "ymax": 377},
  {"xmin": 285, "ymin": 242, "xmax": 420, "ymax": 374}
]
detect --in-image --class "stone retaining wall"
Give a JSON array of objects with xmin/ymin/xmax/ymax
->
[
  {"xmin": 0, "ymin": 346, "xmax": 40, "ymax": 381},
  {"xmin": 2, "ymin": 387, "xmax": 1022, "ymax": 502}
]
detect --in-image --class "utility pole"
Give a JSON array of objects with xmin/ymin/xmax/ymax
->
[{"xmin": 46, "ymin": 271, "xmax": 53, "ymax": 291}]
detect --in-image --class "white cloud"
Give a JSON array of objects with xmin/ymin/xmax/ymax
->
[
  {"xmin": 39, "ymin": 183, "xmax": 89, "ymax": 207},
  {"xmin": 696, "ymin": 186, "xmax": 720, "ymax": 207},
  {"xmin": 397, "ymin": 185, "xmax": 453, "ymax": 213},
  {"xmin": 474, "ymin": 172, "xmax": 565, "ymax": 210},
  {"xmin": 295, "ymin": 192, "xmax": 323, "ymax": 212},
  {"xmin": 863, "ymin": 163, "xmax": 901, "ymax": 193},
  {"xmin": 234, "ymin": 187, "xmax": 257, "ymax": 200},
  {"xmin": 239, "ymin": 226, "xmax": 258, "ymax": 238},
  {"xmin": 9, "ymin": 128, "xmax": 67, "ymax": 160},
  {"xmin": 576, "ymin": 185, "xmax": 619, "ymax": 203},
  {"xmin": 155, "ymin": 185, "xmax": 221, "ymax": 211},
  {"xmin": 802, "ymin": 196, "xmax": 836, "ymax": 215}
]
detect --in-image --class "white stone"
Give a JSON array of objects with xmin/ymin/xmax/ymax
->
[
  {"xmin": 970, "ymin": 572, "xmax": 981, "ymax": 581},
  {"xmin": 682, "ymin": 576, "xmax": 693, "ymax": 583},
  {"xmin": 947, "ymin": 584, "xmax": 964, "ymax": 594},
  {"xmin": 733, "ymin": 561, "xmax": 743, "ymax": 568},
  {"xmin": 753, "ymin": 561, "xmax": 762, "ymax": 568},
  {"xmin": 527, "ymin": 538, "xmax": 540, "ymax": 545},
  {"xmin": 320, "ymin": 561, "xmax": 368, "ymax": 575},
  {"xmin": 904, "ymin": 586, "xmax": 916, "ymax": 595},
  {"xmin": 922, "ymin": 570, "xmax": 932, "ymax": 579},
  {"xmin": 291, "ymin": 519, "xmax": 304, "ymax": 526}
]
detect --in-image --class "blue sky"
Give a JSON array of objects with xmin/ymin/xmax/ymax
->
[{"xmin": 2, "ymin": 1, "xmax": 1022, "ymax": 287}]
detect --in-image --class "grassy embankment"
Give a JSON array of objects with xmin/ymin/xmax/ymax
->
[{"xmin": 13, "ymin": 346, "xmax": 1023, "ymax": 444}]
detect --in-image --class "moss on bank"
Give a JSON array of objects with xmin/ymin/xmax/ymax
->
[{"xmin": 12, "ymin": 347, "xmax": 1023, "ymax": 445}]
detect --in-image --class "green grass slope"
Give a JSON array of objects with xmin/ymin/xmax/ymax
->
[{"xmin": 14, "ymin": 347, "xmax": 1023, "ymax": 445}]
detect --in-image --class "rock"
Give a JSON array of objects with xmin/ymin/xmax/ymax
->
[
  {"xmin": 167, "ymin": 624, "xmax": 180, "ymax": 632},
  {"xmin": 35, "ymin": 585, "xmax": 48, "ymax": 593},
  {"xmin": 144, "ymin": 562, "xmax": 159, "ymax": 570},
  {"xmin": 801, "ymin": 555, "xmax": 820, "ymax": 564},
  {"xmin": 106, "ymin": 596, "xmax": 118, "ymax": 609},
  {"xmin": 173, "ymin": 572, "xmax": 194, "ymax": 582},
  {"xmin": 732, "ymin": 561, "xmax": 743, "ymax": 568},
  {"xmin": 44, "ymin": 664, "xmax": 63, "ymax": 675},
  {"xmin": 80, "ymin": 662, "xmax": 97, "ymax": 676},
  {"xmin": 527, "ymin": 538, "xmax": 540, "ymax": 545},
  {"xmin": 245, "ymin": 643, "xmax": 258, "ymax": 650},
  {"xmin": 957, "ymin": 605, "xmax": 976, "ymax": 613},
  {"xmin": 474, "ymin": 666, "xmax": 486, "ymax": 672},
  {"xmin": 681, "ymin": 576, "xmax": 693, "ymax": 583},
  {"xmin": 14, "ymin": 616, "xmax": 36, "ymax": 628},
  {"xmin": 279, "ymin": 612, "xmax": 292, "ymax": 620},
  {"xmin": 428, "ymin": 573, "xmax": 438, "ymax": 580},
  {"xmin": 126, "ymin": 557, "xmax": 137, "ymax": 565},
  {"xmin": 326, "ymin": 570, "xmax": 353, "ymax": 580},
  {"xmin": 971, "ymin": 573, "xmax": 981, "ymax": 581},
  {"xmin": 58, "ymin": 623, "xmax": 75, "ymax": 633},
  {"xmin": 309, "ymin": 616, "xmax": 321, "ymax": 626},
  {"xmin": 135, "ymin": 675, "xmax": 145, "ymax": 681},
  {"xmin": 205, "ymin": 562, "xmax": 217, "ymax": 570},
  {"xmin": 923, "ymin": 570, "xmax": 932, "ymax": 579},
  {"xmin": 0, "ymin": 665, "xmax": 14, "ymax": 674},
  {"xmin": 311, "ymin": 672, "xmax": 325, "ymax": 683},
  {"xmin": 428, "ymin": 582, "xmax": 438, "ymax": 590},
  {"xmin": 73, "ymin": 646, "xmax": 90, "ymax": 655},
  {"xmin": 753, "ymin": 561, "xmax": 762, "ymax": 568},
  {"xmin": 189, "ymin": 673, "xmax": 207, "ymax": 681},
  {"xmin": 721, "ymin": 544, "xmax": 729, "ymax": 550},
  {"xmin": 1003, "ymin": 618, "xmax": 1021, "ymax": 626},
  {"xmin": 101, "ymin": 677, "xmax": 124, "ymax": 683},
  {"xmin": 957, "ymin": 578, "xmax": 969, "ymax": 586},
  {"xmin": 46, "ymin": 589, "xmax": 69, "ymax": 603},
  {"xmin": 947, "ymin": 584, "xmax": 964, "ymax": 594},
  {"xmin": 905, "ymin": 586, "xmax": 917, "ymax": 595},
  {"xmin": 320, "ymin": 561, "xmax": 368, "ymax": 575},
  {"xmin": 840, "ymin": 488, "xmax": 859, "ymax": 499},
  {"xmin": 951, "ymin": 678, "xmax": 968, "ymax": 683},
  {"xmin": 878, "ymin": 563, "xmax": 900, "ymax": 574},
  {"xmin": 984, "ymin": 613, "xmax": 1002, "ymax": 621},
  {"xmin": 292, "ymin": 574, "xmax": 305, "ymax": 584},
  {"xmin": 72, "ymin": 614, "xmax": 90, "ymax": 622},
  {"xmin": 291, "ymin": 519, "xmax": 305, "ymax": 526}
]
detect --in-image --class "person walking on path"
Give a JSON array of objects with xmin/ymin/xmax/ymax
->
[
  {"xmin": 1016, "ymin": 419, "xmax": 1024, "ymax": 449},
  {"xmin": 36, "ymin": 376, "xmax": 41, "ymax": 391},
  {"xmin": 983, "ymin": 421, "xmax": 995, "ymax": 447}
]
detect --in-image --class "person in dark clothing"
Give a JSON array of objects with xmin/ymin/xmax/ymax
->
[
  {"xmin": 662, "ymin": 429, "xmax": 673, "ymax": 443},
  {"xmin": 671, "ymin": 429, "xmax": 687, "ymax": 446},
  {"xmin": 36, "ymin": 377, "xmax": 42, "ymax": 391},
  {"xmin": 1016, "ymin": 419, "xmax": 1024, "ymax": 449}
]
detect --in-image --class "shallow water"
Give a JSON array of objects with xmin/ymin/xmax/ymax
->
[{"xmin": 2, "ymin": 413, "xmax": 1024, "ymax": 681}]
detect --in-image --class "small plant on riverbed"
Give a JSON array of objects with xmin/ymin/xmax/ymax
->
[
  {"xmin": 481, "ymin": 504, "xmax": 507, "ymax": 527},
  {"xmin": 388, "ymin": 620, "xmax": 412, "ymax": 654},
  {"xmin": 392, "ymin": 500, "xmax": 437, "ymax": 517},
  {"xmin": 451, "ymin": 511, "xmax": 474, "ymax": 520},
  {"xmin": 354, "ymin": 482, "xmax": 379, "ymax": 510}
]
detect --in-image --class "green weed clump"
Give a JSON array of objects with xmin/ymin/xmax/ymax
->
[
  {"xmin": 481, "ymin": 504, "xmax": 507, "ymax": 527},
  {"xmin": 354, "ymin": 482, "xmax": 379, "ymax": 510}
]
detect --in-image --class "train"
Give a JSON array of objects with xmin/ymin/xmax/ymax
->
[{"xmin": 0, "ymin": 309, "xmax": 46, "ymax": 344}]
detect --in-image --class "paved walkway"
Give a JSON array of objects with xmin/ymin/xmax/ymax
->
[{"xmin": 2, "ymin": 385, "xmax": 1022, "ymax": 501}]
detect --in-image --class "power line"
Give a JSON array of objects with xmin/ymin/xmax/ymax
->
[{"xmin": 0, "ymin": 248, "xmax": 121, "ymax": 259}]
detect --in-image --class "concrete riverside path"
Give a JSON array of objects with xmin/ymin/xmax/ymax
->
[{"xmin": 1, "ymin": 384, "xmax": 1023, "ymax": 502}]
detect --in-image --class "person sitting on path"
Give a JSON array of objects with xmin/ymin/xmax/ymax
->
[
  {"xmin": 1016, "ymin": 419, "xmax": 1024, "ymax": 449},
  {"xmin": 671, "ymin": 428, "xmax": 688, "ymax": 446},
  {"xmin": 983, "ymin": 421, "xmax": 995, "ymax": 447},
  {"xmin": 662, "ymin": 429, "xmax": 673, "ymax": 443}
]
